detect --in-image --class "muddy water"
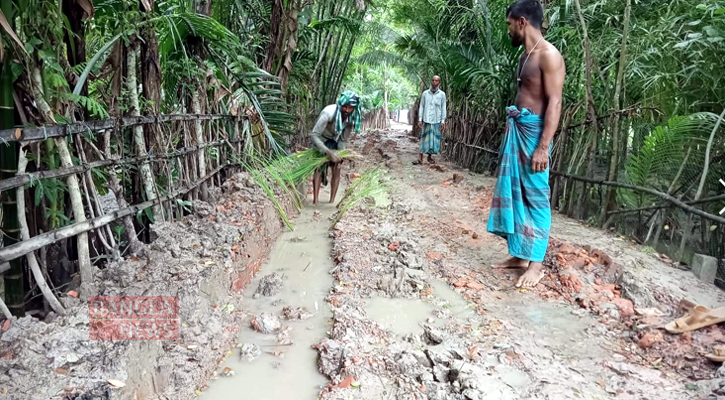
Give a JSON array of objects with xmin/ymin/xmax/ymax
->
[
  {"xmin": 427, "ymin": 278, "xmax": 475, "ymax": 320},
  {"xmin": 365, "ymin": 297, "xmax": 435, "ymax": 335},
  {"xmin": 365, "ymin": 278, "xmax": 475, "ymax": 336},
  {"xmin": 202, "ymin": 203, "xmax": 336, "ymax": 399}
]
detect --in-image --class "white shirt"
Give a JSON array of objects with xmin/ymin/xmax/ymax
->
[{"xmin": 418, "ymin": 89, "xmax": 447, "ymax": 124}]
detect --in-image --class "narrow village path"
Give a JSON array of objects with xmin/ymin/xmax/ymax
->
[{"xmin": 204, "ymin": 123, "xmax": 725, "ymax": 400}]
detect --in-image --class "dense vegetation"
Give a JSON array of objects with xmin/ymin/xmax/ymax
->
[
  {"xmin": 349, "ymin": 0, "xmax": 725, "ymax": 264},
  {"xmin": 0, "ymin": 0, "xmax": 724, "ymax": 315}
]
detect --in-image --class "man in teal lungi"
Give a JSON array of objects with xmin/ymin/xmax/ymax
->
[
  {"xmin": 487, "ymin": 0, "xmax": 565, "ymax": 288},
  {"xmin": 414, "ymin": 76, "xmax": 446, "ymax": 165}
]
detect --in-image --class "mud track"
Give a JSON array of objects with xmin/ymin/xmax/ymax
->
[{"xmin": 3, "ymin": 125, "xmax": 725, "ymax": 400}]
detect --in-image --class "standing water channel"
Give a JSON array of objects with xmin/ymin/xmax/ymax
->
[{"xmin": 202, "ymin": 201, "xmax": 336, "ymax": 399}]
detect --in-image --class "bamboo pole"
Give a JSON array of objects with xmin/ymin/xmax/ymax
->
[
  {"xmin": 0, "ymin": 0, "xmax": 23, "ymax": 316},
  {"xmin": 0, "ymin": 114, "xmax": 234, "ymax": 144},
  {"xmin": 192, "ymin": 91, "xmax": 208, "ymax": 201},
  {"xmin": 608, "ymin": 194, "xmax": 725, "ymax": 217},
  {"xmin": 551, "ymin": 171, "xmax": 725, "ymax": 225},
  {"xmin": 29, "ymin": 64, "xmax": 95, "ymax": 290},
  {"xmin": 0, "ymin": 138, "xmax": 237, "ymax": 192},
  {"xmin": 678, "ymin": 108, "xmax": 725, "ymax": 258},
  {"xmin": 126, "ymin": 46, "xmax": 161, "ymax": 220},
  {"xmin": 600, "ymin": 0, "xmax": 632, "ymax": 224},
  {"xmin": 16, "ymin": 147, "xmax": 66, "ymax": 314}
]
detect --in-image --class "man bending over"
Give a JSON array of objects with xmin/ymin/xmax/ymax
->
[{"xmin": 310, "ymin": 90, "xmax": 362, "ymax": 204}]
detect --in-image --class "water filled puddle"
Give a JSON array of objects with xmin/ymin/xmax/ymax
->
[
  {"xmin": 365, "ymin": 297, "xmax": 435, "ymax": 335},
  {"xmin": 365, "ymin": 278, "xmax": 474, "ymax": 335},
  {"xmin": 427, "ymin": 278, "xmax": 475, "ymax": 320},
  {"xmin": 202, "ymin": 204, "xmax": 336, "ymax": 399}
]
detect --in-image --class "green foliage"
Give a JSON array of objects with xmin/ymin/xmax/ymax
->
[
  {"xmin": 242, "ymin": 148, "xmax": 358, "ymax": 230},
  {"xmin": 623, "ymin": 112, "xmax": 725, "ymax": 208},
  {"xmin": 331, "ymin": 167, "xmax": 388, "ymax": 228},
  {"xmin": 63, "ymin": 93, "xmax": 110, "ymax": 118}
]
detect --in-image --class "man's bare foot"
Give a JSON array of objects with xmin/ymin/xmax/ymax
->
[
  {"xmin": 492, "ymin": 256, "xmax": 529, "ymax": 269},
  {"xmin": 515, "ymin": 262, "xmax": 545, "ymax": 288}
]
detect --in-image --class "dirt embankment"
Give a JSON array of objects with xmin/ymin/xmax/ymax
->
[{"xmin": 0, "ymin": 173, "xmax": 294, "ymax": 400}]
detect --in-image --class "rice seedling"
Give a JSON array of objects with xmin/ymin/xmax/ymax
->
[
  {"xmin": 285, "ymin": 148, "xmax": 358, "ymax": 184},
  {"xmin": 331, "ymin": 167, "xmax": 389, "ymax": 228},
  {"xmin": 240, "ymin": 148, "xmax": 362, "ymax": 231},
  {"xmin": 241, "ymin": 157, "xmax": 295, "ymax": 231}
]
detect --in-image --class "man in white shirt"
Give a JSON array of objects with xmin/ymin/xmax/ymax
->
[{"xmin": 414, "ymin": 75, "xmax": 447, "ymax": 165}]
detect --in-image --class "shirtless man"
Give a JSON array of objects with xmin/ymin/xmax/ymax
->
[{"xmin": 486, "ymin": 0, "xmax": 565, "ymax": 288}]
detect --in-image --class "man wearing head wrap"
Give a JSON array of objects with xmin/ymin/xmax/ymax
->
[{"xmin": 310, "ymin": 90, "xmax": 362, "ymax": 204}]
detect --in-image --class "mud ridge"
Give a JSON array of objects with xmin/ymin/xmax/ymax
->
[{"xmin": 0, "ymin": 173, "xmax": 294, "ymax": 400}]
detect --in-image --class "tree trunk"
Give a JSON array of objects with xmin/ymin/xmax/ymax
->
[
  {"xmin": 383, "ymin": 64, "xmax": 389, "ymax": 121},
  {"xmin": 0, "ymin": 0, "xmax": 24, "ymax": 316},
  {"xmin": 16, "ymin": 148, "xmax": 66, "ymax": 315},
  {"xmin": 140, "ymin": 0, "xmax": 162, "ymax": 153},
  {"xmin": 263, "ymin": 0, "xmax": 285, "ymax": 73},
  {"xmin": 576, "ymin": 1, "xmax": 599, "ymax": 177},
  {"xmin": 600, "ymin": 0, "xmax": 631, "ymax": 225},
  {"xmin": 104, "ymin": 42, "xmax": 142, "ymax": 255},
  {"xmin": 551, "ymin": 103, "xmax": 580, "ymax": 209},
  {"xmin": 29, "ymin": 62, "xmax": 94, "ymax": 293},
  {"xmin": 192, "ymin": 91, "xmax": 208, "ymax": 201},
  {"xmin": 278, "ymin": 1, "xmax": 300, "ymax": 91},
  {"xmin": 61, "ymin": 0, "xmax": 87, "ymax": 66},
  {"xmin": 126, "ymin": 45, "xmax": 162, "ymax": 220},
  {"xmin": 574, "ymin": 0, "xmax": 600, "ymax": 220}
]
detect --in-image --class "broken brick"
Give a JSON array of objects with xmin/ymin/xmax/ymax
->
[
  {"xmin": 612, "ymin": 297, "xmax": 635, "ymax": 318},
  {"xmin": 453, "ymin": 278, "xmax": 467, "ymax": 288},
  {"xmin": 571, "ymin": 257, "xmax": 588, "ymax": 269},
  {"xmin": 426, "ymin": 251, "xmax": 443, "ymax": 261},
  {"xmin": 638, "ymin": 332, "xmax": 663, "ymax": 349},
  {"xmin": 558, "ymin": 243, "xmax": 576, "ymax": 255},
  {"xmin": 232, "ymin": 277, "xmax": 245, "ymax": 292},
  {"xmin": 557, "ymin": 270, "xmax": 582, "ymax": 293},
  {"xmin": 599, "ymin": 254, "xmax": 613, "ymax": 267},
  {"xmin": 388, "ymin": 242, "xmax": 401, "ymax": 252},
  {"xmin": 337, "ymin": 375, "xmax": 356, "ymax": 389}
]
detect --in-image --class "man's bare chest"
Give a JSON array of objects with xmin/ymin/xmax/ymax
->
[{"xmin": 517, "ymin": 54, "xmax": 542, "ymax": 86}]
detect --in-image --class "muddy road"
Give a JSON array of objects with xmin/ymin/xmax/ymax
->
[
  {"xmin": 3, "ymin": 124, "xmax": 725, "ymax": 400},
  {"xmin": 202, "ymin": 124, "xmax": 725, "ymax": 400}
]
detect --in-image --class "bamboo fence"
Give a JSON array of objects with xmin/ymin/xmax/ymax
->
[
  {"xmin": 0, "ymin": 114, "xmax": 248, "ymax": 304},
  {"xmin": 442, "ymin": 105, "xmax": 725, "ymax": 278}
]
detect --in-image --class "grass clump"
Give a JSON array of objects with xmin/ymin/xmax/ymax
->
[
  {"xmin": 331, "ymin": 167, "xmax": 389, "ymax": 228},
  {"xmin": 243, "ymin": 148, "xmax": 360, "ymax": 230}
]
